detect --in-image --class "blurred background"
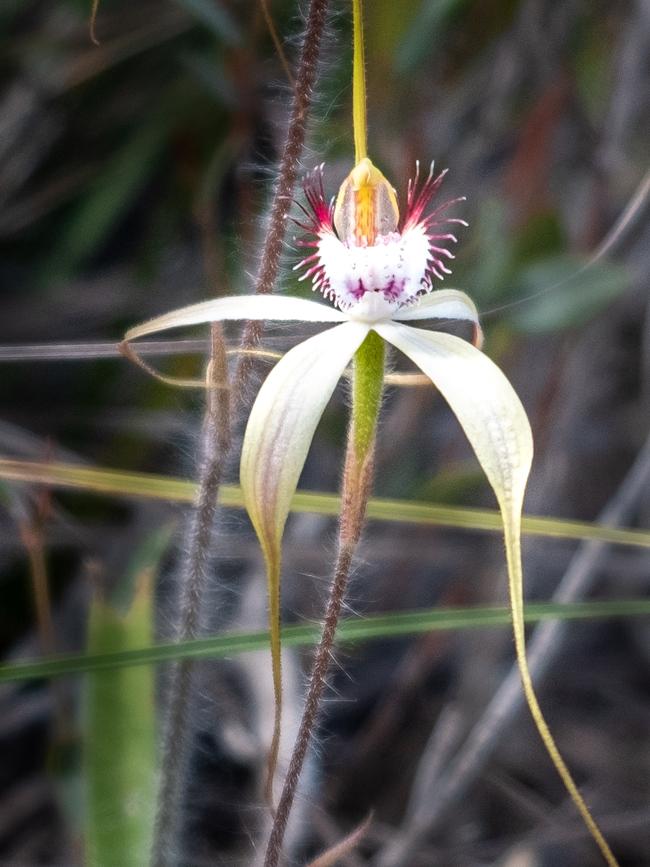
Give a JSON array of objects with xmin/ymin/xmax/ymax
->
[{"xmin": 0, "ymin": 0, "xmax": 649, "ymax": 864}]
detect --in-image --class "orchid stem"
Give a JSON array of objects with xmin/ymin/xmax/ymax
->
[
  {"xmin": 263, "ymin": 332, "xmax": 384, "ymax": 867},
  {"xmin": 237, "ymin": 0, "xmax": 332, "ymax": 803},
  {"xmin": 352, "ymin": 0, "xmax": 368, "ymax": 162}
]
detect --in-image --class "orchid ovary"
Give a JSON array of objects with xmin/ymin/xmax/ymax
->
[{"xmin": 124, "ymin": 157, "xmax": 618, "ymax": 866}]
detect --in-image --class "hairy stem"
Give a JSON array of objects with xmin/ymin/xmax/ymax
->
[
  {"xmin": 150, "ymin": 3, "xmax": 331, "ymax": 862},
  {"xmin": 264, "ymin": 332, "xmax": 384, "ymax": 867},
  {"xmin": 150, "ymin": 325, "xmax": 230, "ymax": 867},
  {"xmin": 235, "ymin": 0, "xmax": 331, "ymax": 393}
]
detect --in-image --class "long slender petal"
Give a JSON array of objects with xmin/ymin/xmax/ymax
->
[
  {"xmin": 374, "ymin": 321, "xmax": 618, "ymax": 867},
  {"xmin": 240, "ymin": 320, "xmax": 369, "ymax": 796},
  {"xmin": 375, "ymin": 322, "xmax": 530, "ymax": 502},
  {"xmin": 125, "ymin": 295, "xmax": 346, "ymax": 342},
  {"xmin": 392, "ymin": 289, "xmax": 482, "ymax": 346}
]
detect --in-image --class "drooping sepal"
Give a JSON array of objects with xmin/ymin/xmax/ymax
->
[{"xmin": 239, "ymin": 320, "xmax": 370, "ymax": 793}]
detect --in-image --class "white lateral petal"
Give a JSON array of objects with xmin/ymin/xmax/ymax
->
[
  {"xmin": 374, "ymin": 321, "xmax": 532, "ymax": 512},
  {"xmin": 393, "ymin": 289, "xmax": 482, "ymax": 345},
  {"xmin": 240, "ymin": 320, "xmax": 370, "ymax": 577},
  {"xmin": 393, "ymin": 288, "xmax": 477, "ymax": 321},
  {"xmin": 125, "ymin": 294, "xmax": 346, "ymax": 341},
  {"xmin": 373, "ymin": 322, "xmax": 620, "ymax": 865},
  {"xmin": 375, "ymin": 326, "xmax": 618, "ymax": 864}
]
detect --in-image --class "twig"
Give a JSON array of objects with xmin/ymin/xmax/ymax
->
[
  {"xmin": 309, "ymin": 810, "xmax": 368, "ymax": 867},
  {"xmin": 306, "ymin": 813, "xmax": 373, "ymax": 867},
  {"xmin": 259, "ymin": 0, "xmax": 295, "ymax": 89},
  {"xmin": 14, "ymin": 453, "xmax": 71, "ymax": 741},
  {"xmin": 375, "ymin": 434, "xmax": 650, "ymax": 867}
]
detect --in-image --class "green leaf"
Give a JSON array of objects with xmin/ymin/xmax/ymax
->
[
  {"xmin": 84, "ymin": 538, "xmax": 163, "ymax": 867},
  {"xmin": 173, "ymin": 0, "xmax": 240, "ymax": 43},
  {"xmin": 1, "ymin": 599, "xmax": 649, "ymax": 685},
  {"xmin": 395, "ymin": 0, "xmax": 471, "ymax": 74},
  {"xmin": 45, "ymin": 123, "xmax": 168, "ymax": 282},
  {"xmin": 511, "ymin": 256, "xmax": 630, "ymax": 333}
]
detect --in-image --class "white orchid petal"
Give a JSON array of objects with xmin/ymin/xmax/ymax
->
[
  {"xmin": 393, "ymin": 289, "xmax": 483, "ymax": 346},
  {"xmin": 240, "ymin": 320, "xmax": 369, "ymax": 785},
  {"xmin": 125, "ymin": 294, "xmax": 346, "ymax": 342},
  {"xmin": 375, "ymin": 321, "xmax": 531, "ymax": 505},
  {"xmin": 241, "ymin": 319, "xmax": 369, "ymax": 563},
  {"xmin": 375, "ymin": 321, "xmax": 618, "ymax": 867}
]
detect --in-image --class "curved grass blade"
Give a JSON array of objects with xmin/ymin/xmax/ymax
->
[
  {"xmin": 3, "ymin": 598, "xmax": 650, "ymax": 684},
  {"xmin": 1, "ymin": 458, "xmax": 649, "ymax": 549}
]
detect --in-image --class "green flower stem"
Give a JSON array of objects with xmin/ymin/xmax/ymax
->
[
  {"xmin": 264, "ymin": 334, "xmax": 384, "ymax": 866},
  {"xmin": 341, "ymin": 330, "xmax": 385, "ymax": 548},
  {"xmin": 352, "ymin": 0, "xmax": 368, "ymax": 162},
  {"xmin": 353, "ymin": 330, "xmax": 385, "ymax": 461}
]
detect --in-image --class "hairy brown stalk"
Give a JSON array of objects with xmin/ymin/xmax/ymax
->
[
  {"xmin": 263, "ymin": 438, "xmax": 377, "ymax": 867},
  {"xmin": 150, "ymin": 325, "xmax": 230, "ymax": 867},
  {"xmin": 234, "ymin": 0, "xmax": 331, "ymax": 395},
  {"xmin": 150, "ymin": 2, "xmax": 331, "ymax": 863}
]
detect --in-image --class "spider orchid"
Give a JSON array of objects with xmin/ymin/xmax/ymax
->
[
  {"xmin": 125, "ymin": 156, "xmax": 617, "ymax": 867},
  {"xmin": 124, "ymin": 159, "xmax": 533, "ymax": 674}
]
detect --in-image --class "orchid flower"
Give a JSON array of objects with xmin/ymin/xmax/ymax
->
[{"xmin": 125, "ymin": 156, "xmax": 618, "ymax": 867}]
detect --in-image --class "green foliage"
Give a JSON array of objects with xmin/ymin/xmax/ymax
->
[
  {"xmin": 83, "ymin": 530, "xmax": 169, "ymax": 867},
  {"xmin": 395, "ymin": 0, "xmax": 472, "ymax": 74},
  {"xmin": 173, "ymin": 0, "xmax": 241, "ymax": 43},
  {"xmin": 512, "ymin": 256, "xmax": 630, "ymax": 333},
  {"xmin": 45, "ymin": 122, "xmax": 169, "ymax": 283},
  {"xmin": 3, "ymin": 598, "xmax": 650, "ymax": 685}
]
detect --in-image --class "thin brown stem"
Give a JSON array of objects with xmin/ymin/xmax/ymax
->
[
  {"xmin": 234, "ymin": 0, "xmax": 331, "ymax": 395},
  {"xmin": 149, "ymin": 1, "xmax": 331, "ymax": 861},
  {"xmin": 150, "ymin": 324, "xmax": 230, "ymax": 867},
  {"xmin": 18, "ymin": 495, "xmax": 69, "ymax": 739},
  {"xmin": 264, "ymin": 540, "xmax": 356, "ymax": 867},
  {"xmin": 264, "ymin": 334, "xmax": 384, "ymax": 866},
  {"xmin": 260, "ymin": 0, "xmax": 296, "ymax": 89},
  {"xmin": 20, "ymin": 521, "xmax": 56, "ymax": 657}
]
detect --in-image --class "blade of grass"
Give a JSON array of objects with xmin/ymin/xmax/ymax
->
[
  {"xmin": 1, "ymin": 458, "xmax": 649, "ymax": 548},
  {"xmin": 2, "ymin": 598, "xmax": 650, "ymax": 684},
  {"xmin": 43, "ymin": 122, "xmax": 169, "ymax": 283},
  {"xmin": 85, "ymin": 537, "xmax": 163, "ymax": 867}
]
